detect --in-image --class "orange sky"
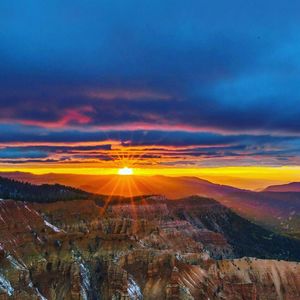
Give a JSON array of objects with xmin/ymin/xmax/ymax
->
[{"xmin": 0, "ymin": 165, "xmax": 299, "ymax": 190}]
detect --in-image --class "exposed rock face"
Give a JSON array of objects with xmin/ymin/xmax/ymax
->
[
  {"xmin": 2, "ymin": 173, "xmax": 300, "ymax": 240},
  {"xmin": 0, "ymin": 196, "xmax": 300, "ymax": 299}
]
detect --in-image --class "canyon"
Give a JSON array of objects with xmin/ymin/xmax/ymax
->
[
  {"xmin": 2, "ymin": 173, "xmax": 300, "ymax": 239},
  {"xmin": 1, "ymin": 178, "xmax": 300, "ymax": 299}
]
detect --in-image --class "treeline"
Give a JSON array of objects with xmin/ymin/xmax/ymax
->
[{"xmin": 0, "ymin": 176, "xmax": 93, "ymax": 203}]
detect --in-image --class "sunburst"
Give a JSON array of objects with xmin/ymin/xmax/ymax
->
[{"xmin": 118, "ymin": 167, "xmax": 133, "ymax": 175}]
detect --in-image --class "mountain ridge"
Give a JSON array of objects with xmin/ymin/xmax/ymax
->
[
  {"xmin": 1, "ymin": 177, "xmax": 300, "ymax": 298},
  {"xmin": 264, "ymin": 181, "xmax": 300, "ymax": 192},
  {"xmin": 1, "ymin": 172, "xmax": 300, "ymax": 239}
]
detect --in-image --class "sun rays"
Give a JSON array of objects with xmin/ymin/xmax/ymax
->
[{"xmin": 97, "ymin": 167, "xmax": 155, "ymax": 222}]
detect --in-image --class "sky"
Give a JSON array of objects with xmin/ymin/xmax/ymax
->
[{"xmin": 1, "ymin": 1, "xmax": 300, "ymax": 187}]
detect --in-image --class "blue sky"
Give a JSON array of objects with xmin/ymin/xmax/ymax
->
[{"xmin": 1, "ymin": 1, "xmax": 300, "ymax": 168}]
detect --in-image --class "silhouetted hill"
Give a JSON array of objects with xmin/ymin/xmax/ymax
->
[
  {"xmin": 1, "ymin": 172, "xmax": 300, "ymax": 238},
  {"xmin": 0, "ymin": 176, "xmax": 92, "ymax": 202},
  {"xmin": 264, "ymin": 182, "xmax": 300, "ymax": 192},
  {"xmin": 0, "ymin": 172, "xmax": 240, "ymax": 198}
]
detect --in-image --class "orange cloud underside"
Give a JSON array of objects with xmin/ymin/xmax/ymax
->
[{"xmin": 1, "ymin": 139, "xmax": 300, "ymax": 191}]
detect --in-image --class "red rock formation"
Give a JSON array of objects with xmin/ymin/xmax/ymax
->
[{"xmin": 0, "ymin": 198, "xmax": 300, "ymax": 299}]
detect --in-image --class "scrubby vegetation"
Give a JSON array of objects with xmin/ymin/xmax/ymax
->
[
  {"xmin": 171, "ymin": 195, "xmax": 300, "ymax": 261},
  {"xmin": 0, "ymin": 176, "xmax": 92, "ymax": 202}
]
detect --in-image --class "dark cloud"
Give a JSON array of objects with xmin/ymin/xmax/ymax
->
[
  {"xmin": 0, "ymin": 124, "xmax": 300, "ymax": 166},
  {"xmin": 1, "ymin": 1, "xmax": 300, "ymax": 166}
]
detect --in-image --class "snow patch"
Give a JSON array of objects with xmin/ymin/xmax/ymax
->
[
  {"xmin": 35, "ymin": 287, "xmax": 48, "ymax": 300},
  {"xmin": 24, "ymin": 205, "xmax": 32, "ymax": 212},
  {"xmin": 72, "ymin": 251, "xmax": 91, "ymax": 300},
  {"xmin": 128, "ymin": 276, "xmax": 143, "ymax": 300},
  {"xmin": 27, "ymin": 280, "xmax": 47, "ymax": 300},
  {"xmin": 79, "ymin": 262, "xmax": 91, "ymax": 300},
  {"xmin": 6, "ymin": 254, "xmax": 26, "ymax": 270},
  {"xmin": 37, "ymin": 236, "xmax": 43, "ymax": 244},
  {"xmin": 0, "ymin": 273, "xmax": 14, "ymax": 296},
  {"xmin": 44, "ymin": 220, "xmax": 63, "ymax": 233}
]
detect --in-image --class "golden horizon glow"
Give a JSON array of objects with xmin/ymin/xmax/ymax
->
[
  {"xmin": 118, "ymin": 167, "xmax": 133, "ymax": 176},
  {"xmin": 1, "ymin": 165, "xmax": 300, "ymax": 190}
]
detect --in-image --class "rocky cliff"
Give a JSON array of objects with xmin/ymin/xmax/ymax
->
[{"xmin": 0, "ymin": 196, "xmax": 300, "ymax": 299}]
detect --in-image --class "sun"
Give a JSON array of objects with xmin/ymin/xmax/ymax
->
[{"xmin": 118, "ymin": 167, "xmax": 134, "ymax": 176}]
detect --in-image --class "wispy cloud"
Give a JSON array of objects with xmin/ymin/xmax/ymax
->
[{"xmin": 1, "ymin": 1, "xmax": 300, "ymax": 167}]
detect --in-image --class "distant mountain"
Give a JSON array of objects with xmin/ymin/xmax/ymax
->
[
  {"xmin": 0, "ymin": 172, "xmax": 240, "ymax": 198},
  {"xmin": 0, "ymin": 176, "xmax": 92, "ymax": 203},
  {"xmin": 0, "ymin": 174, "xmax": 299, "ymax": 261},
  {"xmin": 1, "ymin": 172, "xmax": 300, "ymax": 238},
  {"xmin": 264, "ymin": 182, "xmax": 300, "ymax": 192}
]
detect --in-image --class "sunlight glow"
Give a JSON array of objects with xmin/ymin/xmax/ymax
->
[
  {"xmin": 118, "ymin": 167, "xmax": 133, "ymax": 176},
  {"xmin": 2, "ymin": 165, "xmax": 300, "ymax": 190}
]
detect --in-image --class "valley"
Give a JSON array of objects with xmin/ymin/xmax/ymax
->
[{"xmin": 1, "ymin": 178, "xmax": 300, "ymax": 299}]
